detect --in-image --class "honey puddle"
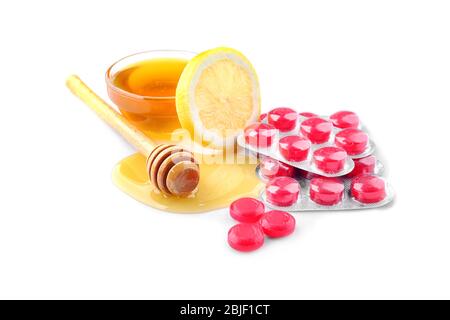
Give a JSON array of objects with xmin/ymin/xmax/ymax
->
[
  {"xmin": 112, "ymin": 153, "xmax": 263, "ymax": 213},
  {"xmin": 112, "ymin": 153, "xmax": 262, "ymax": 213}
]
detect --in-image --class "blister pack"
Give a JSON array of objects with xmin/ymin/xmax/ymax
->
[
  {"xmin": 237, "ymin": 109, "xmax": 376, "ymax": 177},
  {"xmin": 256, "ymin": 157, "xmax": 393, "ymax": 211},
  {"xmin": 238, "ymin": 108, "xmax": 394, "ymax": 212}
]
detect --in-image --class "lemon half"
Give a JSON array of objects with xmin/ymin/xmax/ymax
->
[{"xmin": 176, "ymin": 47, "xmax": 260, "ymax": 149}]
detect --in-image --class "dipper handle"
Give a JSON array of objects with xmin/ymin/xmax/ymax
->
[
  {"xmin": 66, "ymin": 75, "xmax": 199, "ymax": 197},
  {"xmin": 66, "ymin": 75, "xmax": 155, "ymax": 157}
]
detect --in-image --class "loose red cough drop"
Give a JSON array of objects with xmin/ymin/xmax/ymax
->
[
  {"xmin": 279, "ymin": 135, "xmax": 311, "ymax": 162},
  {"xmin": 330, "ymin": 111, "xmax": 360, "ymax": 129},
  {"xmin": 228, "ymin": 223, "xmax": 264, "ymax": 252},
  {"xmin": 268, "ymin": 107, "xmax": 298, "ymax": 132},
  {"xmin": 351, "ymin": 175, "xmax": 386, "ymax": 204},
  {"xmin": 300, "ymin": 117, "xmax": 333, "ymax": 144},
  {"xmin": 266, "ymin": 177, "xmax": 300, "ymax": 207},
  {"xmin": 244, "ymin": 123, "xmax": 277, "ymax": 148},
  {"xmin": 260, "ymin": 210, "xmax": 296, "ymax": 238},
  {"xmin": 230, "ymin": 198, "xmax": 265, "ymax": 223},
  {"xmin": 260, "ymin": 157, "xmax": 295, "ymax": 179},
  {"xmin": 335, "ymin": 128, "xmax": 369, "ymax": 155},
  {"xmin": 347, "ymin": 155, "xmax": 376, "ymax": 177},
  {"xmin": 313, "ymin": 147, "xmax": 347, "ymax": 173},
  {"xmin": 310, "ymin": 177, "xmax": 345, "ymax": 206}
]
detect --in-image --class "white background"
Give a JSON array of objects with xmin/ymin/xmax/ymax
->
[{"xmin": 0, "ymin": 0, "xmax": 449, "ymax": 299}]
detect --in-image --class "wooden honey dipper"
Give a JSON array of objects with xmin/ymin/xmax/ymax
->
[{"xmin": 66, "ymin": 75, "xmax": 200, "ymax": 197}]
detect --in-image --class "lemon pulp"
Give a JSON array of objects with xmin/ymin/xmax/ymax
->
[{"xmin": 176, "ymin": 47, "xmax": 260, "ymax": 149}]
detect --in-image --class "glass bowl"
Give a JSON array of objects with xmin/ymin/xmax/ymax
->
[{"xmin": 105, "ymin": 50, "xmax": 196, "ymax": 125}]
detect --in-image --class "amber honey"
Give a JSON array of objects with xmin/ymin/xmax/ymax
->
[
  {"xmin": 112, "ymin": 153, "xmax": 263, "ymax": 213},
  {"xmin": 112, "ymin": 58, "xmax": 186, "ymax": 99},
  {"xmin": 106, "ymin": 53, "xmax": 191, "ymax": 140}
]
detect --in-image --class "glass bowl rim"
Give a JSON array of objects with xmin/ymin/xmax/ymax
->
[{"xmin": 105, "ymin": 49, "xmax": 196, "ymax": 100}]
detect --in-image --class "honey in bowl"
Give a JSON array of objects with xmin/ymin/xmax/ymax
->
[
  {"xmin": 112, "ymin": 58, "xmax": 186, "ymax": 99},
  {"xmin": 106, "ymin": 51, "xmax": 192, "ymax": 140}
]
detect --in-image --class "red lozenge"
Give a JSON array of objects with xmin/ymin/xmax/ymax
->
[
  {"xmin": 228, "ymin": 223, "xmax": 265, "ymax": 252},
  {"xmin": 260, "ymin": 156, "xmax": 295, "ymax": 179},
  {"xmin": 278, "ymin": 135, "xmax": 311, "ymax": 162},
  {"xmin": 330, "ymin": 111, "xmax": 360, "ymax": 129},
  {"xmin": 313, "ymin": 146, "xmax": 347, "ymax": 173},
  {"xmin": 335, "ymin": 128, "xmax": 369, "ymax": 155},
  {"xmin": 268, "ymin": 107, "xmax": 298, "ymax": 132},
  {"xmin": 300, "ymin": 117, "xmax": 333, "ymax": 144},
  {"xmin": 244, "ymin": 123, "xmax": 277, "ymax": 148},
  {"xmin": 310, "ymin": 177, "xmax": 345, "ymax": 206},
  {"xmin": 351, "ymin": 175, "xmax": 386, "ymax": 204},
  {"xmin": 230, "ymin": 197, "xmax": 265, "ymax": 223},
  {"xmin": 260, "ymin": 210, "xmax": 296, "ymax": 238},
  {"xmin": 347, "ymin": 155, "xmax": 376, "ymax": 177},
  {"xmin": 265, "ymin": 177, "xmax": 300, "ymax": 207}
]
